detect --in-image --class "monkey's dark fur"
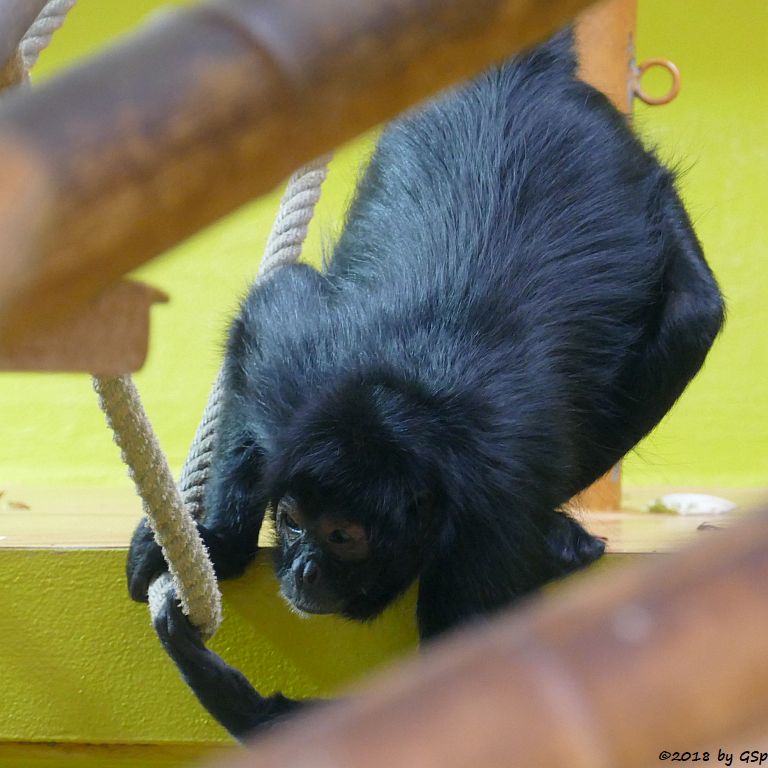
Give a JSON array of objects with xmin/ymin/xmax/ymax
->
[{"xmin": 128, "ymin": 31, "xmax": 723, "ymax": 738}]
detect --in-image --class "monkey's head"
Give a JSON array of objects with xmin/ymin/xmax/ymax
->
[{"xmin": 266, "ymin": 378, "xmax": 438, "ymax": 621}]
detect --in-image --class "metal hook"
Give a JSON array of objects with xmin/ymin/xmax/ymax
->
[{"xmin": 633, "ymin": 58, "xmax": 681, "ymax": 106}]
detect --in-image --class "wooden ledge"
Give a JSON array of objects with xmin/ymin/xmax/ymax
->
[
  {"xmin": 0, "ymin": 280, "xmax": 168, "ymax": 375},
  {"xmin": 0, "ymin": 486, "xmax": 763, "ymax": 747},
  {"xmin": 0, "ymin": 741, "xmax": 223, "ymax": 767},
  {"xmin": 0, "ymin": 484, "xmax": 763, "ymax": 553}
]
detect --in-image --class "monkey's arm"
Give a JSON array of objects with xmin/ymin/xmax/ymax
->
[
  {"xmin": 416, "ymin": 509, "xmax": 604, "ymax": 640},
  {"xmin": 127, "ymin": 264, "xmax": 329, "ymax": 602},
  {"xmin": 153, "ymin": 589, "xmax": 313, "ymax": 739}
]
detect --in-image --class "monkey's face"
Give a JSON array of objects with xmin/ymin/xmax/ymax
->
[{"xmin": 272, "ymin": 493, "xmax": 423, "ymax": 621}]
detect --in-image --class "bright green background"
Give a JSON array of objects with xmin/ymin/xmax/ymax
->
[
  {"xmin": 0, "ymin": 1, "xmax": 764, "ymax": 760},
  {"xmin": 1, "ymin": 0, "xmax": 766, "ymax": 491}
]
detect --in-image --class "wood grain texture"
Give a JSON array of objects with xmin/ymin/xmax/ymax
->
[{"xmin": 0, "ymin": 0, "xmax": 598, "ymax": 340}]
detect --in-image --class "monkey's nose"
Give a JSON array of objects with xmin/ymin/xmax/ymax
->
[
  {"xmin": 302, "ymin": 560, "xmax": 319, "ymax": 585},
  {"xmin": 293, "ymin": 558, "xmax": 319, "ymax": 586}
]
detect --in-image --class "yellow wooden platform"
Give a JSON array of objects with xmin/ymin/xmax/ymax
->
[
  {"xmin": 0, "ymin": 483, "xmax": 763, "ymax": 551},
  {"xmin": 0, "ymin": 485, "xmax": 764, "ymax": 768}
]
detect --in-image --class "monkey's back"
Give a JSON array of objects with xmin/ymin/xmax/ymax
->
[
  {"xmin": 230, "ymin": 32, "xmax": 716, "ymax": 503},
  {"xmin": 320, "ymin": 36, "xmax": 676, "ymax": 397}
]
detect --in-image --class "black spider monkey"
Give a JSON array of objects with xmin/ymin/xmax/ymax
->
[{"xmin": 127, "ymin": 30, "xmax": 723, "ymax": 738}]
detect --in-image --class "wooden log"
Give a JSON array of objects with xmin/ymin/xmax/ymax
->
[
  {"xmin": 218, "ymin": 504, "xmax": 768, "ymax": 768},
  {"xmin": 0, "ymin": 143, "xmax": 165, "ymax": 373},
  {"xmin": 0, "ymin": 0, "xmax": 598, "ymax": 341},
  {"xmin": 0, "ymin": 8, "xmax": 167, "ymax": 375},
  {"xmin": 0, "ymin": 48, "xmax": 24, "ymax": 90}
]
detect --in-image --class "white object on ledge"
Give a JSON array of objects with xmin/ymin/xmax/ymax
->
[{"xmin": 647, "ymin": 493, "xmax": 737, "ymax": 516}]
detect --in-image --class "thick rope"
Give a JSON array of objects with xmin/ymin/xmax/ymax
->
[
  {"xmin": 259, "ymin": 158, "xmax": 331, "ymax": 277},
  {"xmin": 97, "ymin": 155, "xmax": 331, "ymax": 636},
  {"xmin": 20, "ymin": 0, "xmax": 76, "ymax": 71},
  {"xmin": 93, "ymin": 376, "xmax": 223, "ymax": 638},
  {"xmin": 175, "ymin": 155, "xmax": 332, "ymax": 524},
  {"xmin": 15, "ymin": 0, "xmax": 331, "ymax": 638},
  {"xmin": 176, "ymin": 369, "xmax": 226, "ymax": 522}
]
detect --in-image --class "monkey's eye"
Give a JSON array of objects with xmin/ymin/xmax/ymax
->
[
  {"xmin": 283, "ymin": 513, "xmax": 302, "ymax": 534},
  {"xmin": 321, "ymin": 520, "xmax": 369, "ymax": 560},
  {"xmin": 327, "ymin": 528, "xmax": 352, "ymax": 545},
  {"xmin": 277, "ymin": 497, "xmax": 304, "ymax": 535}
]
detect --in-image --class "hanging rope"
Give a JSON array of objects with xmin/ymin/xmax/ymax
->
[
  {"xmin": 15, "ymin": 0, "xmax": 332, "ymax": 638},
  {"xmin": 259, "ymin": 159, "xmax": 331, "ymax": 277},
  {"xmin": 176, "ymin": 156, "xmax": 331, "ymax": 524},
  {"xmin": 97, "ymin": 155, "xmax": 331, "ymax": 638},
  {"xmin": 94, "ymin": 375, "xmax": 223, "ymax": 636},
  {"xmin": 20, "ymin": 0, "xmax": 77, "ymax": 72}
]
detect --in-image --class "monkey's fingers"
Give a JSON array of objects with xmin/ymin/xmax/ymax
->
[{"xmin": 126, "ymin": 517, "xmax": 168, "ymax": 602}]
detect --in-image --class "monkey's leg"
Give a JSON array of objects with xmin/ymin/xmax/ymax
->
[
  {"xmin": 154, "ymin": 589, "xmax": 310, "ymax": 739},
  {"xmin": 539, "ymin": 508, "xmax": 606, "ymax": 570},
  {"xmin": 576, "ymin": 173, "xmax": 724, "ymax": 489},
  {"xmin": 621, "ymin": 176, "xmax": 723, "ymax": 441},
  {"xmin": 196, "ymin": 264, "xmax": 331, "ymax": 577}
]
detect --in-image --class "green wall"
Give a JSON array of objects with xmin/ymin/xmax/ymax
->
[
  {"xmin": 0, "ymin": 0, "xmax": 765, "ymax": 492},
  {"xmin": 0, "ymin": 550, "xmax": 417, "ymax": 745},
  {"xmin": 628, "ymin": 1, "xmax": 768, "ymax": 486}
]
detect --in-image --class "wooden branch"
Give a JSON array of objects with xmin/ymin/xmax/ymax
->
[
  {"xmin": 217, "ymin": 505, "xmax": 768, "ymax": 768},
  {"xmin": 0, "ymin": 0, "xmax": 598, "ymax": 341},
  {"xmin": 0, "ymin": 48, "xmax": 23, "ymax": 90}
]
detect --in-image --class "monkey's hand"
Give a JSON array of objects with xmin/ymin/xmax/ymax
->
[
  {"xmin": 153, "ymin": 586, "xmax": 306, "ymax": 739},
  {"xmin": 544, "ymin": 511, "xmax": 606, "ymax": 572},
  {"xmin": 126, "ymin": 517, "xmax": 167, "ymax": 602}
]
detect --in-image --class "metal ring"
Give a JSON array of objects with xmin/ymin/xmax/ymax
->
[{"xmin": 633, "ymin": 58, "xmax": 681, "ymax": 106}]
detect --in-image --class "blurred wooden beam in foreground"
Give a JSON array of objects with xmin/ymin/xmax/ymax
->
[
  {"xmin": 218, "ymin": 504, "xmax": 768, "ymax": 768},
  {"xmin": 0, "ymin": 0, "xmax": 598, "ymax": 343},
  {"xmin": 0, "ymin": 14, "xmax": 166, "ymax": 375}
]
